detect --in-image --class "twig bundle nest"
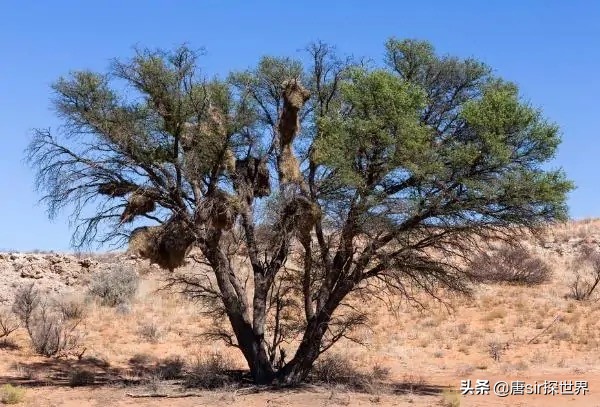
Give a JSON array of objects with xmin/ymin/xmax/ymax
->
[
  {"xmin": 120, "ymin": 190, "xmax": 157, "ymax": 223},
  {"xmin": 181, "ymin": 113, "xmax": 234, "ymax": 178},
  {"xmin": 198, "ymin": 190, "xmax": 241, "ymax": 231},
  {"xmin": 97, "ymin": 181, "xmax": 137, "ymax": 197},
  {"xmin": 283, "ymin": 196, "xmax": 322, "ymax": 238},
  {"xmin": 235, "ymin": 157, "xmax": 271, "ymax": 199},
  {"xmin": 278, "ymin": 79, "xmax": 310, "ymax": 184},
  {"xmin": 127, "ymin": 217, "xmax": 195, "ymax": 270}
]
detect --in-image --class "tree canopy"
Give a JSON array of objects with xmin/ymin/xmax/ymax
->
[{"xmin": 27, "ymin": 39, "xmax": 572, "ymax": 384}]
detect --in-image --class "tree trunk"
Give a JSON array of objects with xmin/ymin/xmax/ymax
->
[
  {"xmin": 276, "ymin": 311, "xmax": 331, "ymax": 384},
  {"xmin": 277, "ymin": 280, "xmax": 353, "ymax": 384},
  {"xmin": 202, "ymin": 234, "xmax": 275, "ymax": 384}
]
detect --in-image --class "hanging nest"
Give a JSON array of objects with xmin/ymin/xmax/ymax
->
[
  {"xmin": 180, "ymin": 122, "xmax": 198, "ymax": 152},
  {"xmin": 295, "ymin": 196, "xmax": 322, "ymax": 236},
  {"xmin": 278, "ymin": 79, "xmax": 309, "ymax": 184},
  {"xmin": 120, "ymin": 190, "xmax": 157, "ymax": 223},
  {"xmin": 222, "ymin": 148, "xmax": 236, "ymax": 174},
  {"xmin": 98, "ymin": 181, "xmax": 137, "ymax": 197},
  {"xmin": 181, "ymin": 107, "xmax": 227, "ymax": 152},
  {"xmin": 279, "ymin": 145, "xmax": 302, "ymax": 184},
  {"xmin": 197, "ymin": 190, "xmax": 241, "ymax": 231},
  {"xmin": 235, "ymin": 157, "xmax": 271, "ymax": 199},
  {"xmin": 282, "ymin": 196, "xmax": 322, "ymax": 238},
  {"xmin": 127, "ymin": 217, "xmax": 195, "ymax": 271}
]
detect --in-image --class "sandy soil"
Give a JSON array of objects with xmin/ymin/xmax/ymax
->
[{"xmin": 3, "ymin": 219, "xmax": 600, "ymax": 406}]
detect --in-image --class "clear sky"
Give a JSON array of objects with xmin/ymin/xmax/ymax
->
[{"xmin": 0, "ymin": 0, "xmax": 598, "ymax": 252}]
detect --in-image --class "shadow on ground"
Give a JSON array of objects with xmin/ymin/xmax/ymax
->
[{"xmin": 0, "ymin": 357, "xmax": 447, "ymax": 397}]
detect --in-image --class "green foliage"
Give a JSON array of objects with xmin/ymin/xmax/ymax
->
[
  {"xmin": 314, "ymin": 68, "xmax": 430, "ymax": 189},
  {"xmin": 313, "ymin": 40, "xmax": 572, "ymax": 227}
]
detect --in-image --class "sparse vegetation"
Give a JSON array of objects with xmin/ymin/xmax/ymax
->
[
  {"xmin": 568, "ymin": 247, "xmax": 600, "ymax": 300},
  {"xmin": 440, "ymin": 389, "xmax": 461, "ymax": 407},
  {"xmin": 11, "ymin": 283, "xmax": 85, "ymax": 357},
  {"xmin": 310, "ymin": 354, "xmax": 390, "ymax": 392},
  {"xmin": 137, "ymin": 320, "xmax": 163, "ymax": 343},
  {"xmin": 88, "ymin": 267, "xmax": 139, "ymax": 307},
  {"xmin": 468, "ymin": 245, "xmax": 552, "ymax": 285},
  {"xmin": 68, "ymin": 369, "xmax": 95, "ymax": 387},
  {"xmin": 0, "ymin": 384, "xmax": 26, "ymax": 404},
  {"xmin": 0, "ymin": 307, "xmax": 20, "ymax": 338},
  {"xmin": 54, "ymin": 296, "xmax": 88, "ymax": 320},
  {"xmin": 184, "ymin": 351, "xmax": 235, "ymax": 389},
  {"xmin": 487, "ymin": 341, "xmax": 507, "ymax": 362},
  {"xmin": 155, "ymin": 355, "xmax": 185, "ymax": 380}
]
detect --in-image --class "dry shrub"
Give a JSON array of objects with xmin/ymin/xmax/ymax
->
[
  {"xmin": 487, "ymin": 341, "xmax": 508, "ymax": 362},
  {"xmin": 12, "ymin": 284, "xmax": 40, "ymax": 328},
  {"xmin": 69, "ymin": 369, "xmax": 95, "ymax": 387},
  {"xmin": 568, "ymin": 247, "xmax": 600, "ymax": 301},
  {"xmin": 10, "ymin": 284, "xmax": 84, "ymax": 357},
  {"xmin": 0, "ymin": 307, "xmax": 20, "ymax": 339},
  {"xmin": 184, "ymin": 351, "xmax": 235, "ymax": 389},
  {"xmin": 467, "ymin": 245, "xmax": 551, "ymax": 285},
  {"xmin": 137, "ymin": 320, "xmax": 163, "ymax": 343},
  {"xmin": 440, "ymin": 389, "xmax": 461, "ymax": 407},
  {"xmin": 129, "ymin": 353, "xmax": 157, "ymax": 377},
  {"xmin": 53, "ymin": 296, "xmax": 88, "ymax": 320},
  {"xmin": 0, "ymin": 384, "xmax": 25, "ymax": 404},
  {"xmin": 28, "ymin": 303, "xmax": 84, "ymax": 357},
  {"xmin": 88, "ymin": 266, "xmax": 139, "ymax": 306},
  {"xmin": 155, "ymin": 356, "xmax": 185, "ymax": 380},
  {"xmin": 311, "ymin": 354, "xmax": 390, "ymax": 391},
  {"xmin": 11, "ymin": 285, "xmax": 84, "ymax": 357}
]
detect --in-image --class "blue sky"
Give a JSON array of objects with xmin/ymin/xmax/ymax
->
[{"xmin": 0, "ymin": 0, "xmax": 598, "ymax": 251}]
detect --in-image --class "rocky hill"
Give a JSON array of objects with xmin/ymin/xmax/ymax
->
[
  {"xmin": 0, "ymin": 252, "xmax": 142, "ymax": 304},
  {"xmin": 1, "ymin": 218, "xmax": 599, "ymax": 304}
]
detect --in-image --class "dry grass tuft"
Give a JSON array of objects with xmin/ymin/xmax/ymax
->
[{"xmin": 0, "ymin": 384, "xmax": 26, "ymax": 404}]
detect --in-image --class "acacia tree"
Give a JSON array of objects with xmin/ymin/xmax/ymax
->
[{"xmin": 28, "ymin": 39, "xmax": 572, "ymax": 384}]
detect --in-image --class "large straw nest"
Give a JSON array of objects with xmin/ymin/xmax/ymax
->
[
  {"xmin": 281, "ymin": 195, "xmax": 322, "ymax": 238},
  {"xmin": 198, "ymin": 189, "xmax": 241, "ymax": 231},
  {"xmin": 235, "ymin": 157, "xmax": 271, "ymax": 199},
  {"xmin": 278, "ymin": 79, "xmax": 309, "ymax": 183},
  {"xmin": 127, "ymin": 217, "xmax": 195, "ymax": 271},
  {"xmin": 120, "ymin": 190, "xmax": 157, "ymax": 223}
]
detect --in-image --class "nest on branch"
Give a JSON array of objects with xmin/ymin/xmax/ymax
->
[
  {"xmin": 127, "ymin": 217, "xmax": 195, "ymax": 271},
  {"xmin": 278, "ymin": 79, "xmax": 309, "ymax": 184},
  {"xmin": 120, "ymin": 190, "xmax": 157, "ymax": 223}
]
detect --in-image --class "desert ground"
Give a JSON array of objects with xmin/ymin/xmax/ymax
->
[{"xmin": 3, "ymin": 220, "xmax": 600, "ymax": 406}]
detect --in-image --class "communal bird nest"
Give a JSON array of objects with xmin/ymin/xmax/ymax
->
[
  {"xmin": 197, "ymin": 189, "xmax": 242, "ymax": 231},
  {"xmin": 127, "ymin": 217, "xmax": 195, "ymax": 271},
  {"xmin": 278, "ymin": 79, "xmax": 310, "ymax": 184},
  {"xmin": 235, "ymin": 157, "xmax": 271, "ymax": 199},
  {"xmin": 283, "ymin": 195, "xmax": 322, "ymax": 238},
  {"xmin": 120, "ymin": 190, "xmax": 157, "ymax": 223}
]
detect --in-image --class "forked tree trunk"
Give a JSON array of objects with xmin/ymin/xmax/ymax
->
[
  {"xmin": 276, "ymin": 311, "xmax": 331, "ymax": 384},
  {"xmin": 202, "ymin": 236, "xmax": 276, "ymax": 384}
]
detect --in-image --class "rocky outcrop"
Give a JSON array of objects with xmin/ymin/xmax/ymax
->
[{"xmin": 0, "ymin": 252, "xmax": 141, "ymax": 304}]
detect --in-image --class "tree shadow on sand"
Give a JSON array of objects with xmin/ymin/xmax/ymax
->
[{"xmin": 0, "ymin": 357, "xmax": 446, "ymax": 398}]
